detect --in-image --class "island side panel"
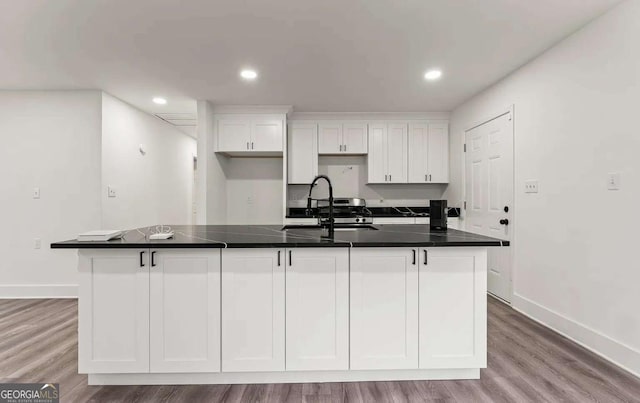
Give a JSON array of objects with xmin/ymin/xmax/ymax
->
[{"xmin": 419, "ymin": 247, "xmax": 487, "ymax": 369}]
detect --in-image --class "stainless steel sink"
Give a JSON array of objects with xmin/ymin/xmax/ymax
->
[{"xmin": 281, "ymin": 224, "xmax": 378, "ymax": 231}]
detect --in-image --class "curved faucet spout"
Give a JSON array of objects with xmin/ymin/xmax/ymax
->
[{"xmin": 307, "ymin": 175, "xmax": 334, "ymax": 237}]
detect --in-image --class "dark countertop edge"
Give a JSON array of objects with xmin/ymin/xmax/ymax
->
[{"xmin": 51, "ymin": 241, "xmax": 508, "ymax": 249}]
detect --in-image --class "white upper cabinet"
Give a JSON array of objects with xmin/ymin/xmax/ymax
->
[
  {"xmin": 288, "ymin": 123, "xmax": 318, "ymax": 184},
  {"xmin": 252, "ymin": 120, "xmax": 284, "ymax": 151},
  {"xmin": 367, "ymin": 122, "xmax": 408, "ymax": 183},
  {"xmin": 285, "ymin": 248, "xmax": 349, "ymax": 371},
  {"xmin": 427, "ymin": 123, "xmax": 449, "ymax": 183},
  {"xmin": 149, "ymin": 249, "xmax": 221, "ymax": 373},
  {"xmin": 217, "ymin": 119, "xmax": 252, "ymax": 152},
  {"xmin": 387, "ymin": 123, "xmax": 408, "ymax": 183},
  {"xmin": 318, "ymin": 122, "xmax": 342, "ymax": 154},
  {"xmin": 342, "ymin": 122, "xmax": 368, "ymax": 154},
  {"xmin": 318, "ymin": 121, "xmax": 368, "ymax": 154},
  {"xmin": 216, "ymin": 116, "xmax": 284, "ymax": 154},
  {"xmin": 408, "ymin": 122, "xmax": 449, "ymax": 183}
]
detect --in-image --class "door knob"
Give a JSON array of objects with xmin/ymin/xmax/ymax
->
[{"xmin": 499, "ymin": 219, "xmax": 509, "ymax": 225}]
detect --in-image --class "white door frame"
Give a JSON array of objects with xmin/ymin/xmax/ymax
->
[{"xmin": 463, "ymin": 104, "xmax": 515, "ymax": 303}]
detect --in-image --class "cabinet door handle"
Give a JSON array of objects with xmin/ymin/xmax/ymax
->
[
  {"xmin": 277, "ymin": 250, "xmax": 281, "ymax": 266},
  {"xmin": 423, "ymin": 250, "xmax": 428, "ymax": 265},
  {"xmin": 246, "ymin": 142, "xmax": 249, "ymax": 150},
  {"xmin": 429, "ymin": 174, "xmax": 432, "ymax": 181},
  {"xmin": 151, "ymin": 251, "xmax": 156, "ymax": 267},
  {"xmin": 344, "ymin": 144, "xmax": 347, "ymax": 152},
  {"xmin": 288, "ymin": 250, "xmax": 292, "ymax": 266},
  {"xmin": 389, "ymin": 174, "xmax": 392, "ymax": 181},
  {"xmin": 412, "ymin": 249, "xmax": 416, "ymax": 265},
  {"xmin": 425, "ymin": 174, "xmax": 427, "ymax": 182},
  {"xmin": 139, "ymin": 251, "xmax": 145, "ymax": 267}
]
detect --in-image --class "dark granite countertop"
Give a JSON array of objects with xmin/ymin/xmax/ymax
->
[
  {"xmin": 286, "ymin": 207, "xmax": 461, "ymax": 219},
  {"xmin": 51, "ymin": 224, "xmax": 508, "ymax": 249}
]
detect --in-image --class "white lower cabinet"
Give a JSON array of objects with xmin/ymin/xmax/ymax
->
[
  {"xmin": 78, "ymin": 250, "xmax": 150, "ymax": 374},
  {"xmin": 350, "ymin": 248, "xmax": 419, "ymax": 369},
  {"xmin": 221, "ymin": 248, "xmax": 285, "ymax": 372},
  {"xmin": 221, "ymin": 247, "xmax": 349, "ymax": 372},
  {"xmin": 419, "ymin": 248, "xmax": 487, "ymax": 369},
  {"xmin": 150, "ymin": 249, "xmax": 221, "ymax": 373},
  {"xmin": 286, "ymin": 248, "xmax": 349, "ymax": 371}
]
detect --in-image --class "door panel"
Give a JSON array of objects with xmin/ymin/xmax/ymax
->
[
  {"xmin": 387, "ymin": 123, "xmax": 408, "ymax": 183},
  {"xmin": 288, "ymin": 123, "xmax": 318, "ymax": 184},
  {"xmin": 464, "ymin": 111, "xmax": 513, "ymax": 302},
  {"xmin": 217, "ymin": 119, "xmax": 251, "ymax": 151},
  {"xmin": 342, "ymin": 122, "xmax": 368, "ymax": 154},
  {"xmin": 150, "ymin": 250, "xmax": 220, "ymax": 373},
  {"xmin": 419, "ymin": 248, "xmax": 487, "ymax": 369},
  {"xmin": 318, "ymin": 122, "xmax": 342, "ymax": 154},
  {"xmin": 286, "ymin": 248, "xmax": 349, "ymax": 371},
  {"xmin": 222, "ymin": 249, "xmax": 285, "ymax": 372},
  {"xmin": 408, "ymin": 123, "xmax": 429, "ymax": 183},
  {"xmin": 367, "ymin": 124, "xmax": 388, "ymax": 183},
  {"xmin": 427, "ymin": 123, "xmax": 449, "ymax": 183},
  {"xmin": 78, "ymin": 250, "xmax": 149, "ymax": 374},
  {"xmin": 351, "ymin": 248, "xmax": 418, "ymax": 370},
  {"xmin": 252, "ymin": 120, "xmax": 283, "ymax": 151}
]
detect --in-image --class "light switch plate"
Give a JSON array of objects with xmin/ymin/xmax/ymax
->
[
  {"xmin": 607, "ymin": 172, "xmax": 620, "ymax": 190},
  {"xmin": 33, "ymin": 187, "xmax": 40, "ymax": 199},
  {"xmin": 108, "ymin": 186, "xmax": 116, "ymax": 198},
  {"xmin": 525, "ymin": 180, "xmax": 539, "ymax": 193}
]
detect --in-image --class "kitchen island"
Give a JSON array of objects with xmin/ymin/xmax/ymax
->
[{"xmin": 52, "ymin": 225, "xmax": 507, "ymax": 385}]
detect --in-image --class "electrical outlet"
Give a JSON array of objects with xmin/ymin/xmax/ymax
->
[
  {"xmin": 525, "ymin": 180, "xmax": 539, "ymax": 193},
  {"xmin": 34, "ymin": 238, "xmax": 41, "ymax": 249},
  {"xmin": 108, "ymin": 186, "xmax": 116, "ymax": 198},
  {"xmin": 33, "ymin": 187, "xmax": 40, "ymax": 199},
  {"xmin": 607, "ymin": 172, "xmax": 620, "ymax": 190}
]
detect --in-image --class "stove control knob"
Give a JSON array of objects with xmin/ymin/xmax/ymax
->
[{"xmin": 355, "ymin": 218, "xmax": 361, "ymax": 223}]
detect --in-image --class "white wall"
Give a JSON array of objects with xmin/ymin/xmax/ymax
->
[
  {"xmin": 196, "ymin": 100, "xmax": 229, "ymax": 224},
  {"xmin": 225, "ymin": 158, "xmax": 284, "ymax": 224},
  {"xmin": 0, "ymin": 91, "xmax": 102, "ymax": 297},
  {"xmin": 101, "ymin": 93, "xmax": 196, "ymax": 228},
  {"xmin": 446, "ymin": 0, "xmax": 640, "ymax": 376}
]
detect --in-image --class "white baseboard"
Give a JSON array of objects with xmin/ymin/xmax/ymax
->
[
  {"xmin": 512, "ymin": 293, "xmax": 640, "ymax": 379},
  {"xmin": 89, "ymin": 368, "xmax": 480, "ymax": 385},
  {"xmin": 0, "ymin": 284, "xmax": 78, "ymax": 299}
]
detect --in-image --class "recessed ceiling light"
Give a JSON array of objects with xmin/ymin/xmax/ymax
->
[
  {"xmin": 153, "ymin": 97, "xmax": 167, "ymax": 105},
  {"xmin": 424, "ymin": 70, "xmax": 442, "ymax": 81},
  {"xmin": 240, "ymin": 69, "xmax": 258, "ymax": 80}
]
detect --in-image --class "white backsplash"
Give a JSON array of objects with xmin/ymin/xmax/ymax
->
[{"xmin": 287, "ymin": 156, "xmax": 447, "ymax": 207}]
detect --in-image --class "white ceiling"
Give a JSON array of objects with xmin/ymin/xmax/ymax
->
[{"xmin": 0, "ymin": 0, "xmax": 620, "ymax": 118}]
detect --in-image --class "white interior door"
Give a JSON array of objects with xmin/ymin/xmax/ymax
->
[{"xmin": 464, "ymin": 110, "xmax": 513, "ymax": 302}]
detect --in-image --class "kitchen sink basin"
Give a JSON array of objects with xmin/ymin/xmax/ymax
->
[{"xmin": 281, "ymin": 224, "xmax": 379, "ymax": 231}]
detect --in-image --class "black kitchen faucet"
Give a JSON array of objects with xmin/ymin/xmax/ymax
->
[{"xmin": 306, "ymin": 175, "xmax": 334, "ymax": 238}]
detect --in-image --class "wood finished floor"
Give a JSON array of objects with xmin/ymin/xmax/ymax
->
[{"xmin": 1, "ymin": 298, "xmax": 639, "ymax": 402}]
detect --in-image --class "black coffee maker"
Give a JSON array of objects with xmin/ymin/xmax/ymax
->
[{"xmin": 430, "ymin": 200, "xmax": 447, "ymax": 231}]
